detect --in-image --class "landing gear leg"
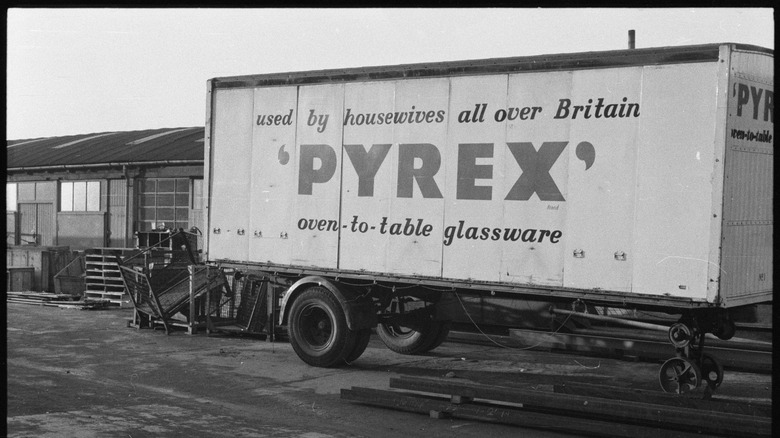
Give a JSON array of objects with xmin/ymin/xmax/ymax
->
[{"xmin": 659, "ymin": 316, "xmax": 725, "ymax": 395}]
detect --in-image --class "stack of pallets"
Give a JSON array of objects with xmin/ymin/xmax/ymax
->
[{"xmin": 84, "ymin": 248, "xmax": 132, "ymax": 306}]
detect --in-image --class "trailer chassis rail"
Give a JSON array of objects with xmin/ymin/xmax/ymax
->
[{"xmin": 212, "ymin": 260, "xmax": 720, "ymax": 312}]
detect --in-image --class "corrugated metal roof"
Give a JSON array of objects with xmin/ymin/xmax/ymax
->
[{"xmin": 6, "ymin": 127, "xmax": 204, "ymax": 169}]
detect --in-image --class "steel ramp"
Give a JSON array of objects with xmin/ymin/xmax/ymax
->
[{"xmin": 120, "ymin": 264, "xmax": 229, "ymax": 334}]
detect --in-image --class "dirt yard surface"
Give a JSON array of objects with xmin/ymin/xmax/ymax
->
[{"xmin": 7, "ymin": 303, "xmax": 772, "ymax": 437}]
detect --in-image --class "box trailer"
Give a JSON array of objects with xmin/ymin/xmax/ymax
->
[{"xmin": 204, "ymin": 43, "xmax": 772, "ymax": 392}]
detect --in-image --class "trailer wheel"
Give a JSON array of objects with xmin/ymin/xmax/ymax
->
[
  {"xmin": 344, "ymin": 328, "xmax": 372, "ymax": 364},
  {"xmin": 427, "ymin": 321, "xmax": 451, "ymax": 350},
  {"xmin": 377, "ymin": 320, "xmax": 446, "ymax": 355},
  {"xmin": 288, "ymin": 286, "xmax": 357, "ymax": 367}
]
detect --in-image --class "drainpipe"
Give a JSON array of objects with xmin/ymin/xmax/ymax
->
[{"xmin": 123, "ymin": 165, "xmax": 133, "ymax": 248}]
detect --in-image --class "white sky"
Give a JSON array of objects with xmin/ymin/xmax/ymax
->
[{"xmin": 6, "ymin": 8, "xmax": 775, "ymax": 140}]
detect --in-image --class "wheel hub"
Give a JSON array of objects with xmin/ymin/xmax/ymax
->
[{"xmin": 300, "ymin": 306, "xmax": 334, "ymax": 349}]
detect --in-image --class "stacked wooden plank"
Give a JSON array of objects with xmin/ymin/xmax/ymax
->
[
  {"xmin": 342, "ymin": 376, "xmax": 771, "ymax": 437},
  {"xmin": 7, "ymin": 291, "xmax": 111, "ymax": 310}
]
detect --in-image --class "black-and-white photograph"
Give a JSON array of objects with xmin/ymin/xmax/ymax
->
[{"xmin": 7, "ymin": 8, "xmax": 773, "ymax": 437}]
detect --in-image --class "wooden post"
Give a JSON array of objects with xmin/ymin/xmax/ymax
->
[{"xmin": 187, "ymin": 265, "xmax": 196, "ymax": 335}]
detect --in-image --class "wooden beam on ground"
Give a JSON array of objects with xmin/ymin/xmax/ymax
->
[
  {"xmin": 341, "ymin": 387, "xmax": 711, "ymax": 438},
  {"xmin": 389, "ymin": 376, "xmax": 770, "ymax": 438},
  {"xmin": 553, "ymin": 382, "xmax": 772, "ymax": 418},
  {"xmin": 7, "ymin": 298, "xmax": 61, "ymax": 306},
  {"xmin": 6, "ymin": 291, "xmax": 79, "ymax": 300},
  {"xmin": 7, "ymin": 296, "xmax": 109, "ymax": 309}
]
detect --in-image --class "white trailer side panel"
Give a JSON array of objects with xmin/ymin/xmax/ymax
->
[
  {"xmin": 291, "ymin": 84, "xmax": 344, "ymax": 269},
  {"xmin": 339, "ymin": 78, "xmax": 449, "ymax": 276},
  {"xmin": 561, "ymin": 67, "xmax": 642, "ymax": 293},
  {"xmin": 442, "ymin": 75, "xmax": 509, "ymax": 282},
  {"xmin": 208, "ymin": 88, "xmax": 254, "ymax": 262},
  {"xmin": 389, "ymin": 78, "xmax": 450, "ymax": 276},
  {"xmin": 631, "ymin": 63, "xmax": 721, "ymax": 299},
  {"xmin": 248, "ymin": 87, "xmax": 299, "ymax": 265},
  {"xmin": 501, "ymin": 71, "xmax": 572, "ymax": 287},
  {"xmin": 719, "ymin": 48, "xmax": 774, "ymax": 305},
  {"xmin": 340, "ymin": 81, "xmax": 397, "ymax": 273}
]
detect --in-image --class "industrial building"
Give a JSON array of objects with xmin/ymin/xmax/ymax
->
[
  {"xmin": 6, "ymin": 127, "xmax": 204, "ymax": 293},
  {"xmin": 7, "ymin": 127, "xmax": 205, "ymax": 249}
]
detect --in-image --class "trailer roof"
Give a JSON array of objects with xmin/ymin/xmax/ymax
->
[
  {"xmin": 211, "ymin": 43, "xmax": 773, "ymax": 89},
  {"xmin": 6, "ymin": 127, "xmax": 204, "ymax": 171}
]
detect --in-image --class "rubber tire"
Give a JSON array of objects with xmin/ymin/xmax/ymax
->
[
  {"xmin": 377, "ymin": 320, "xmax": 447, "ymax": 355},
  {"xmin": 288, "ymin": 286, "xmax": 357, "ymax": 367},
  {"xmin": 427, "ymin": 321, "xmax": 451, "ymax": 351},
  {"xmin": 344, "ymin": 328, "xmax": 372, "ymax": 364}
]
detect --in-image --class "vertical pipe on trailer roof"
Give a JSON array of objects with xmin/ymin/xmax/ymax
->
[{"xmin": 628, "ymin": 30, "xmax": 636, "ymax": 49}]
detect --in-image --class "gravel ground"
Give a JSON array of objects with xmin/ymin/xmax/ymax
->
[{"xmin": 6, "ymin": 303, "xmax": 772, "ymax": 437}]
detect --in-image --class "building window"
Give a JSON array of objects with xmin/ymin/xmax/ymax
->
[
  {"xmin": 192, "ymin": 179, "xmax": 204, "ymax": 210},
  {"xmin": 60, "ymin": 181, "xmax": 100, "ymax": 212},
  {"xmin": 7, "ymin": 183, "xmax": 17, "ymax": 211},
  {"xmin": 138, "ymin": 178, "xmax": 190, "ymax": 231}
]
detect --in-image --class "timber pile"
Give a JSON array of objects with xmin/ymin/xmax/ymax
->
[
  {"xmin": 342, "ymin": 376, "xmax": 771, "ymax": 438},
  {"xmin": 7, "ymin": 291, "xmax": 111, "ymax": 310}
]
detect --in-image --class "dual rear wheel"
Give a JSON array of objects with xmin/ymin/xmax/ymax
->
[
  {"xmin": 288, "ymin": 287, "xmax": 370, "ymax": 367},
  {"xmin": 288, "ymin": 286, "xmax": 449, "ymax": 367},
  {"xmin": 376, "ymin": 320, "xmax": 450, "ymax": 355}
]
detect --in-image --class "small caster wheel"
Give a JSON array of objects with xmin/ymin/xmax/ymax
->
[
  {"xmin": 659, "ymin": 357, "xmax": 701, "ymax": 394},
  {"xmin": 668, "ymin": 323, "xmax": 693, "ymax": 348},
  {"xmin": 700, "ymin": 353, "xmax": 724, "ymax": 389}
]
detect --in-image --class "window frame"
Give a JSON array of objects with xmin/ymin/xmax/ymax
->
[
  {"xmin": 137, "ymin": 177, "xmax": 192, "ymax": 232},
  {"xmin": 7, "ymin": 183, "xmax": 18, "ymax": 211},
  {"xmin": 60, "ymin": 180, "xmax": 101, "ymax": 212}
]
